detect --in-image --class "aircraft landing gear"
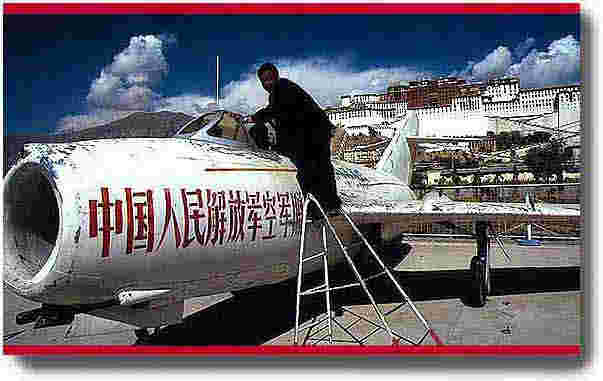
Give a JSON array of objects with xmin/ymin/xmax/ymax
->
[
  {"xmin": 468, "ymin": 256, "xmax": 487, "ymax": 307},
  {"xmin": 465, "ymin": 221, "xmax": 491, "ymax": 308},
  {"xmin": 134, "ymin": 328, "xmax": 151, "ymax": 340},
  {"xmin": 134, "ymin": 327, "xmax": 160, "ymax": 343}
]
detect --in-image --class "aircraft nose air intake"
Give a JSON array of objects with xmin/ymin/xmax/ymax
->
[{"xmin": 3, "ymin": 162, "xmax": 61, "ymax": 289}]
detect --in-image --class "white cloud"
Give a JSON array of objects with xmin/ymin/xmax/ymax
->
[
  {"xmin": 86, "ymin": 34, "xmax": 171, "ymax": 110},
  {"xmin": 471, "ymin": 46, "xmax": 513, "ymax": 81},
  {"xmin": 109, "ymin": 35, "xmax": 168, "ymax": 87},
  {"xmin": 60, "ymin": 34, "xmax": 580, "ymax": 134},
  {"xmin": 157, "ymin": 57, "xmax": 431, "ymax": 117},
  {"xmin": 450, "ymin": 61, "xmax": 475, "ymax": 81},
  {"xmin": 59, "ymin": 34, "xmax": 174, "ymax": 132},
  {"xmin": 506, "ymin": 35, "xmax": 580, "ymax": 88},
  {"xmin": 454, "ymin": 35, "xmax": 580, "ymax": 88},
  {"xmin": 64, "ymin": 52, "xmax": 431, "ymax": 132},
  {"xmin": 513, "ymin": 37, "xmax": 536, "ymax": 60},
  {"xmin": 270, "ymin": 57, "xmax": 429, "ymax": 108}
]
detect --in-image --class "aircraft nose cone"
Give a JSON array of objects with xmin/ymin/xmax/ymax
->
[{"xmin": 4, "ymin": 161, "xmax": 62, "ymax": 298}]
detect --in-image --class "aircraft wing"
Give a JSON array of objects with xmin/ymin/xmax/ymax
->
[{"xmin": 338, "ymin": 191, "xmax": 580, "ymax": 228}]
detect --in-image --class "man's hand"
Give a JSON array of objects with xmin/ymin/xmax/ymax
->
[
  {"xmin": 242, "ymin": 115, "xmax": 256, "ymax": 124},
  {"xmin": 253, "ymin": 106, "xmax": 276, "ymax": 124}
]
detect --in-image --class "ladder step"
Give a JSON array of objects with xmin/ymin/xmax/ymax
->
[
  {"xmin": 302, "ymin": 251, "xmax": 327, "ymax": 263},
  {"xmin": 302, "ymin": 243, "xmax": 363, "ymax": 264},
  {"xmin": 306, "ymin": 338, "xmax": 360, "ymax": 344},
  {"xmin": 383, "ymin": 301, "xmax": 409, "ymax": 318},
  {"xmin": 300, "ymin": 283, "xmax": 327, "ymax": 296},
  {"xmin": 297, "ymin": 315, "xmax": 330, "ymax": 332},
  {"xmin": 326, "ymin": 282, "xmax": 361, "ymax": 292},
  {"xmin": 362, "ymin": 271, "xmax": 388, "ymax": 282},
  {"xmin": 302, "ymin": 282, "xmax": 364, "ymax": 295}
]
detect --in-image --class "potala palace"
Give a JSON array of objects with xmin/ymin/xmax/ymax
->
[{"xmin": 325, "ymin": 76, "xmax": 581, "ymax": 147}]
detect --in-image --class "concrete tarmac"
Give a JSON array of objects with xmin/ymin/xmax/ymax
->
[
  {"xmin": 266, "ymin": 239, "xmax": 582, "ymax": 346},
  {"xmin": 397, "ymin": 238, "xmax": 582, "ymax": 271},
  {"xmin": 266, "ymin": 291, "xmax": 582, "ymax": 346},
  {"xmin": 3, "ymin": 240, "xmax": 582, "ymax": 347}
]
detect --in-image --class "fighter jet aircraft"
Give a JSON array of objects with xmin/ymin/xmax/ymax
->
[{"xmin": 3, "ymin": 109, "xmax": 579, "ymax": 339}]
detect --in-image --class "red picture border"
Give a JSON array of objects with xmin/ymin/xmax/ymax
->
[
  {"xmin": 4, "ymin": 345, "xmax": 581, "ymax": 356},
  {"xmin": 2, "ymin": 2, "xmax": 582, "ymax": 357},
  {"xmin": 3, "ymin": 3, "xmax": 580, "ymax": 15}
]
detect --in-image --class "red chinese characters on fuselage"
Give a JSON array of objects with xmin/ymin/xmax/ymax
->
[
  {"xmin": 89, "ymin": 187, "xmax": 154, "ymax": 257},
  {"xmin": 89, "ymin": 187, "xmax": 303, "ymax": 257},
  {"xmin": 125, "ymin": 188, "xmax": 155, "ymax": 254}
]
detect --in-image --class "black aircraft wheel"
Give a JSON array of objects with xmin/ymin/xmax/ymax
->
[
  {"xmin": 134, "ymin": 328, "xmax": 151, "ymax": 340},
  {"xmin": 468, "ymin": 256, "xmax": 487, "ymax": 307}
]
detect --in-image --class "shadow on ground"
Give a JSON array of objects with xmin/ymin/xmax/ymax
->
[{"xmin": 137, "ymin": 263, "xmax": 580, "ymax": 345}]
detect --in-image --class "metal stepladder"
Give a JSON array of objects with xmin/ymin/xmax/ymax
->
[{"xmin": 294, "ymin": 193, "xmax": 443, "ymax": 346}]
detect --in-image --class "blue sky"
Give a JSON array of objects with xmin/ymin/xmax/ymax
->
[{"xmin": 3, "ymin": 13, "xmax": 580, "ymax": 135}]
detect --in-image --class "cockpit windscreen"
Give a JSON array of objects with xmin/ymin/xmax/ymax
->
[
  {"xmin": 174, "ymin": 111, "xmax": 251, "ymax": 145},
  {"xmin": 176, "ymin": 111, "xmax": 221, "ymax": 135}
]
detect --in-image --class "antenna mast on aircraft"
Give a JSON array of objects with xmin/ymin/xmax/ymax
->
[{"xmin": 216, "ymin": 55, "xmax": 219, "ymax": 106}]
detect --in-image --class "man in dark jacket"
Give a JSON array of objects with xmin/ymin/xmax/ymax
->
[{"xmin": 253, "ymin": 63, "xmax": 342, "ymax": 217}]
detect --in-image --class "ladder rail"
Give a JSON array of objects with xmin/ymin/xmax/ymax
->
[
  {"xmin": 293, "ymin": 198, "xmax": 311, "ymax": 345},
  {"xmin": 321, "ymin": 223, "xmax": 334, "ymax": 344}
]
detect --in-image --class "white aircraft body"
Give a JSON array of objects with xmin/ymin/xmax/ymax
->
[{"xmin": 3, "ymin": 110, "xmax": 579, "ymax": 335}]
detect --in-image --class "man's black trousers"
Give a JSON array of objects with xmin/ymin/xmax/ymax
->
[{"xmin": 291, "ymin": 144, "xmax": 342, "ymax": 215}]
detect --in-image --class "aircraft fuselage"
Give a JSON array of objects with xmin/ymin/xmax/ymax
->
[{"xmin": 3, "ymin": 137, "xmax": 415, "ymax": 307}]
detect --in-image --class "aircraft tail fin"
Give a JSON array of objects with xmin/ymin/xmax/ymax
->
[{"xmin": 375, "ymin": 110, "xmax": 419, "ymax": 185}]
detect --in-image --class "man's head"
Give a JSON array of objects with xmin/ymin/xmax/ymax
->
[{"xmin": 257, "ymin": 63, "xmax": 279, "ymax": 93}]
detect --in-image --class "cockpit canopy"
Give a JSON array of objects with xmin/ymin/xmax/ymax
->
[{"xmin": 174, "ymin": 110, "xmax": 254, "ymax": 147}]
